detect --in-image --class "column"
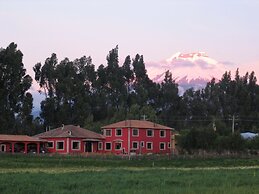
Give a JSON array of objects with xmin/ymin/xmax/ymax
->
[
  {"xmin": 37, "ymin": 142, "xmax": 40, "ymax": 154},
  {"xmin": 11, "ymin": 142, "xmax": 15, "ymax": 153},
  {"xmin": 24, "ymin": 142, "xmax": 28, "ymax": 154}
]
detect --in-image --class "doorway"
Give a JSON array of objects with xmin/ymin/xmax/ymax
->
[
  {"xmin": 0, "ymin": 144, "xmax": 6, "ymax": 152},
  {"xmin": 85, "ymin": 142, "xmax": 92, "ymax": 152}
]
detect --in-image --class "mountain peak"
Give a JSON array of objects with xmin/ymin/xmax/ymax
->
[
  {"xmin": 167, "ymin": 52, "xmax": 208, "ymax": 62},
  {"xmin": 147, "ymin": 52, "xmax": 230, "ymax": 91}
]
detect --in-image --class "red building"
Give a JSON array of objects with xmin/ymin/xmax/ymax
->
[
  {"xmin": 34, "ymin": 125, "xmax": 104, "ymax": 154},
  {"xmin": 101, "ymin": 120, "xmax": 173, "ymax": 155}
]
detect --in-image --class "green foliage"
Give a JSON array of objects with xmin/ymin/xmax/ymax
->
[{"xmin": 0, "ymin": 43, "xmax": 33, "ymax": 134}]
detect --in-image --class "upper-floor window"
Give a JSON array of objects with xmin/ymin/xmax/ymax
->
[
  {"xmin": 132, "ymin": 128, "xmax": 139, "ymax": 136},
  {"xmin": 116, "ymin": 128, "xmax": 122, "ymax": 136},
  {"xmin": 160, "ymin": 130, "xmax": 166, "ymax": 138},
  {"xmin": 104, "ymin": 129, "xmax": 111, "ymax": 137},
  {"xmin": 147, "ymin": 129, "xmax": 154, "ymax": 137}
]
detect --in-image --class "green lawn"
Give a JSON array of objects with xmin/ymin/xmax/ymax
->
[{"xmin": 0, "ymin": 154, "xmax": 259, "ymax": 194}]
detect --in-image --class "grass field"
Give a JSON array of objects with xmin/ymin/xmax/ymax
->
[{"xmin": 0, "ymin": 154, "xmax": 259, "ymax": 194}]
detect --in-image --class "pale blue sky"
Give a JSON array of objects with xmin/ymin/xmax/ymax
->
[{"xmin": 1, "ymin": 0, "xmax": 259, "ymax": 76}]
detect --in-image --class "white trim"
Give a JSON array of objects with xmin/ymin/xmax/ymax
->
[
  {"xmin": 115, "ymin": 142, "xmax": 122, "ymax": 150},
  {"xmin": 56, "ymin": 141, "xmax": 65, "ymax": 150},
  {"xmin": 132, "ymin": 128, "xmax": 139, "ymax": 137},
  {"xmin": 160, "ymin": 130, "xmax": 166, "ymax": 138},
  {"xmin": 115, "ymin": 128, "xmax": 122, "ymax": 137},
  {"xmin": 146, "ymin": 142, "xmax": 153, "ymax": 150},
  {"xmin": 105, "ymin": 142, "xmax": 112, "ymax": 151},
  {"xmin": 160, "ymin": 142, "xmax": 166, "ymax": 150},
  {"xmin": 47, "ymin": 141, "xmax": 54, "ymax": 148},
  {"xmin": 104, "ymin": 129, "xmax": 112, "ymax": 137},
  {"xmin": 132, "ymin": 141, "xmax": 139, "ymax": 149},
  {"xmin": 0, "ymin": 144, "xmax": 6, "ymax": 152},
  {"xmin": 146, "ymin": 129, "xmax": 154, "ymax": 137},
  {"xmin": 98, "ymin": 142, "xmax": 103, "ymax": 150},
  {"xmin": 71, "ymin": 140, "xmax": 81, "ymax": 150}
]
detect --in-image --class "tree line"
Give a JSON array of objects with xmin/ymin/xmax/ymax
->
[{"xmin": 1, "ymin": 42, "xmax": 259, "ymax": 137}]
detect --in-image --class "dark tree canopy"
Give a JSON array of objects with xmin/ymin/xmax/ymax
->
[{"xmin": 0, "ymin": 43, "xmax": 33, "ymax": 134}]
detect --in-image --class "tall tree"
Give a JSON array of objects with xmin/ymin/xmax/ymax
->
[{"xmin": 0, "ymin": 43, "xmax": 33, "ymax": 134}]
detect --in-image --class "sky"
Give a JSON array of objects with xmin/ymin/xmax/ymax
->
[{"xmin": 1, "ymin": 0, "xmax": 259, "ymax": 108}]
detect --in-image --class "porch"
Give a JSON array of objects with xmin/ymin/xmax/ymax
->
[{"xmin": 0, "ymin": 135, "xmax": 46, "ymax": 154}]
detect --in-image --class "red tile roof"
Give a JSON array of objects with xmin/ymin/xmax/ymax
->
[
  {"xmin": 101, "ymin": 120, "xmax": 173, "ymax": 130},
  {"xmin": 34, "ymin": 125, "xmax": 104, "ymax": 139},
  {"xmin": 0, "ymin": 135, "xmax": 45, "ymax": 142}
]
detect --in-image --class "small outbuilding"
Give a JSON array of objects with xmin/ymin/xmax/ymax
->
[{"xmin": 0, "ymin": 135, "xmax": 46, "ymax": 154}]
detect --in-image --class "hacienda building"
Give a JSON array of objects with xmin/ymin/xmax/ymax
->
[
  {"xmin": 0, "ymin": 120, "xmax": 176, "ymax": 155},
  {"xmin": 101, "ymin": 120, "xmax": 174, "ymax": 154}
]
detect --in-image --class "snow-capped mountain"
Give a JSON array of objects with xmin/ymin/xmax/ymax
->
[{"xmin": 148, "ymin": 52, "xmax": 230, "ymax": 92}]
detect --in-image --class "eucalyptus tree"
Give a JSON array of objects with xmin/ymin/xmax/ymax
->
[{"xmin": 0, "ymin": 43, "xmax": 33, "ymax": 133}]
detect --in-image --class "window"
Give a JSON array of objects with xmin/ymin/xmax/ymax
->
[
  {"xmin": 160, "ymin": 130, "xmax": 166, "ymax": 137},
  {"xmin": 115, "ymin": 142, "xmax": 122, "ymax": 150},
  {"xmin": 47, "ymin": 141, "xmax": 54, "ymax": 148},
  {"xmin": 105, "ymin": 142, "xmax": 111, "ymax": 150},
  {"xmin": 132, "ymin": 141, "xmax": 139, "ymax": 149},
  {"xmin": 168, "ymin": 142, "xmax": 171, "ymax": 149},
  {"xmin": 105, "ymin": 129, "xmax": 111, "ymax": 137},
  {"xmin": 72, "ymin": 141, "xmax": 80, "ymax": 150},
  {"xmin": 147, "ymin": 129, "xmax": 154, "ymax": 137},
  {"xmin": 160, "ymin": 142, "xmax": 166, "ymax": 150},
  {"xmin": 98, "ymin": 142, "xmax": 103, "ymax": 150},
  {"xmin": 140, "ymin": 141, "xmax": 144, "ymax": 148},
  {"xmin": 116, "ymin": 128, "xmax": 122, "ymax": 136},
  {"xmin": 132, "ymin": 128, "xmax": 139, "ymax": 136},
  {"xmin": 146, "ymin": 142, "xmax": 153, "ymax": 150},
  {"xmin": 56, "ymin": 141, "xmax": 64, "ymax": 150}
]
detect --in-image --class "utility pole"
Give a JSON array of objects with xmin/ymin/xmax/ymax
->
[
  {"xmin": 141, "ymin": 114, "xmax": 147, "ymax": 121},
  {"xmin": 232, "ymin": 115, "xmax": 235, "ymax": 134}
]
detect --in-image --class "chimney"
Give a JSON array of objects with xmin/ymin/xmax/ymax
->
[{"xmin": 62, "ymin": 124, "xmax": 64, "ymax": 130}]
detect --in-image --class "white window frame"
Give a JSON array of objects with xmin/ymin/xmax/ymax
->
[
  {"xmin": 132, "ymin": 128, "xmax": 139, "ymax": 137},
  {"xmin": 160, "ymin": 130, "xmax": 166, "ymax": 138},
  {"xmin": 71, "ymin": 140, "xmax": 81, "ymax": 150},
  {"xmin": 98, "ymin": 142, "xmax": 103, "ymax": 150},
  {"xmin": 132, "ymin": 141, "xmax": 139, "ymax": 150},
  {"xmin": 115, "ymin": 128, "xmax": 122, "ymax": 137},
  {"xmin": 147, "ymin": 129, "xmax": 154, "ymax": 137},
  {"xmin": 56, "ymin": 141, "xmax": 65, "ymax": 150},
  {"xmin": 146, "ymin": 142, "xmax": 153, "ymax": 150},
  {"xmin": 105, "ymin": 142, "xmax": 112, "ymax": 151},
  {"xmin": 160, "ymin": 142, "xmax": 166, "ymax": 150},
  {"xmin": 47, "ymin": 141, "xmax": 54, "ymax": 148},
  {"xmin": 104, "ymin": 129, "xmax": 112, "ymax": 137},
  {"xmin": 0, "ymin": 144, "xmax": 6, "ymax": 152},
  {"xmin": 115, "ymin": 142, "xmax": 122, "ymax": 150}
]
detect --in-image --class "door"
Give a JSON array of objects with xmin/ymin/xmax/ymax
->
[
  {"xmin": 85, "ymin": 142, "xmax": 92, "ymax": 152},
  {"xmin": 0, "ymin": 144, "xmax": 6, "ymax": 152}
]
